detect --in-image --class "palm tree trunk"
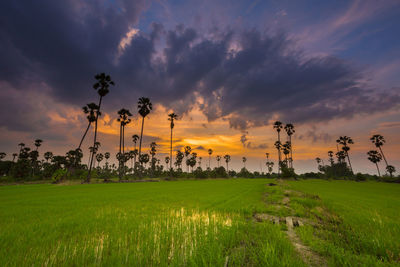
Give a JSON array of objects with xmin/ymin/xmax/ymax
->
[
  {"xmin": 346, "ymin": 152, "xmax": 353, "ymax": 174},
  {"xmin": 170, "ymin": 127, "xmax": 173, "ymax": 171},
  {"xmin": 378, "ymin": 146, "xmax": 388, "ymax": 167},
  {"xmin": 119, "ymin": 123, "xmax": 122, "ymax": 180},
  {"xmin": 289, "ymin": 136, "xmax": 293, "ymax": 168},
  {"xmin": 375, "ymin": 162, "xmax": 381, "ymax": 177},
  {"xmin": 86, "ymin": 96, "xmax": 102, "ymax": 183},
  {"xmin": 122, "ymin": 125, "xmax": 125, "ymax": 178},
  {"xmin": 139, "ymin": 117, "xmax": 145, "ymax": 164},
  {"xmin": 277, "ymin": 132, "xmax": 281, "ymax": 175},
  {"xmin": 78, "ymin": 122, "xmax": 91, "ymax": 150},
  {"xmin": 209, "ymin": 155, "xmax": 211, "ymax": 169}
]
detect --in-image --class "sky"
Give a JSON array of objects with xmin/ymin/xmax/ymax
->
[{"xmin": 0, "ymin": 0, "xmax": 399, "ymax": 174}]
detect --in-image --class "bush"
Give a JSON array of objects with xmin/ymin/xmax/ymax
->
[{"xmin": 51, "ymin": 169, "xmax": 67, "ymax": 183}]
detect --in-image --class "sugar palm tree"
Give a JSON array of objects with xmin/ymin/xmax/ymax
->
[
  {"xmin": 165, "ymin": 156, "xmax": 170, "ymax": 170},
  {"xmin": 386, "ymin": 165, "xmax": 396, "ymax": 177},
  {"xmin": 12, "ymin": 153, "xmax": 18, "ymax": 162},
  {"xmin": 184, "ymin": 146, "xmax": 192, "ymax": 172},
  {"xmin": 0, "ymin": 152, "xmax": 6, "ymax": 161},
  {"xmin": 117, "ymin": 108, "xmax": 132, "ymax": 178},
  {"xmin": 315, "ymin": 157, "xmax": 322, "ymax": 168},
  {"xmin": 367, "ymin": 150, "xmax": 382, "ymax": 177},
  {"xmin": 284, "ymin": 123, "xmax": 295, "ymax": 168},
  {"xmin": 78, "ymin": 103, "xmax": 99, "ymax": 150},
  {"xmin": 18, "ymin": 143, "xmax": 25, "ymax": 153},
  {"xmin": 137, "ymin": 97, "xmax": 152, "ymax": 163},
  {"xmin": 44, "ymin": 152, "xmax": 53, "ymax": 162},
  {"xmin": 282, "ymin": 142, "xmax": 291, "ymax": 167},
  {"xmin": 336, "ymin": 136, "xmax": 354, "ymax": 174},
  {"xmin": 242, "ymin": 157, "xmax": 247, "ymax": 168},
  {"xmin": 168, "ymin": 113, "xmax": 178, "ymax": 170},
  {"xmin": 96, "ymin": 153, "xmax": 104, "ymax": 168},
  {"xmin": 224, "ymin": 155, "xmax": 231, "ymax": 173},
  {"xmin": 216, "ymin": 155, "xmax": 221, "ymax": 167},
  {"xmin": 208, "ymin": 149, "xmax": 213, "ymax": 169},
  {"xmin": 273, "ymin": 121, "xmax": 283, "ymax": 174},
  {"xmin": 87, "ymin": 73, "xmax": 114, "ymax": 183},
  {"xmin": 104, "ymin": 152, "xmax": 110, "ymax": 169},
  {"xmin": 132, "ymin": 134, "xmax": 139, "ymax": 171},
  {"xmin": 328, "ymin": 151, "xmax": 334, "ymax": 166},
  {"xmin": 34, "ymin": 139, "xmax": 43, "ymax": 152},
  {"xmin": 370, "ymin": 135, "xmax": 389, "ymax": 167}
]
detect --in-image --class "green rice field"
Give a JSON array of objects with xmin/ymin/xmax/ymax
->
[{"xmin": 0, "ymin": 179, "xmax": 399, "ymax": 266}]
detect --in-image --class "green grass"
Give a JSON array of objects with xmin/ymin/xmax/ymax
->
[
  {"xmin": 0, "ymin": 179, "xmax": 304, "ymax": 266},
  {"xmin": 287, "ymin": 180, "xmax": 400, "ymax": 266}
]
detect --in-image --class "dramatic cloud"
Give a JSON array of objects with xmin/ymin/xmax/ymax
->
[{"xmin": 1, "ymin": 0, "xmax": 399, "ymax": 136}]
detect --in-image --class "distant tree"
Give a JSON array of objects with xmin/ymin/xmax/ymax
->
[
  {"xmin": 12, "ymin": 153, "xmax": 18, "ymax": 162},
  {"xmin": 104, "ymin": 152, "xmax": 110, "ymax": 169},
  {"xmin": 96, "ymin": 153, "xmax": 104, "ymax": 168},
  {"xmin": 139, "ymin": 153, "xmax": 150, "ymax": 168},
  {"xmin": 336, "ymin": 136, "xmax": 354, "ymax": 174},
  {"xmin": 224, "ymin": 155, "xmax": 231, "ymax": 173},
  {"xmin": 137, "ymin": 97, "xmax": 152, "ymax": 164},
  {"xmin": 266, "ymin": 161, "xmax": 274, "ymax": 174},
  {"xmin": 328, "ymin": 151, "xmax": 334, "ymax": 166},
  {"xmin": 216, "ymin": 155, "xmax": 221, "ymax": 167},
  {"xmin": 0, "ymin": 152, "xmax": 6, "ymax": 161},
  {"xmin": 149, "ymin": 142, "xmax": 157, "ymax": 173},
  {"xmin": 165, "ymin": 156, "xmax": 170, "ymax": 170},
  {"xmin": 386, "ymin": 165, "xmax": 396, "ymax": 177},
  {"xmin": 208, "ymin": 149, "xmax": 213, "ymax": 169},
  {"xmin": 184, "ymin": 146, "xmax": 192, "ymax": 172},
  {"xmin": 370, "ymin": 134, "xmax": 389, "ymax": 168},
  {"xmin": 175, "ymin": 151, "xmax": 184, "ymax": 169},
  {"xmin": 273, "ymin": 121, "xmax": 283, "ymax": 174},
  {"xmin": 367, "ymin": 150, "xmax": 382, "ymax": 177},
  {"xmin": 117, "ymin": 108, "xmax": 132, "ymax": 178},
  {"xmin": 168, "ymin": 113, "xmax": 178, "ymax": 170},
  {"xmin": 315, "ymin": 157, "xmax": 322, "ymax": 170},
  {"xmin": 336, "ymin": 151, "xmax": 346, "ymax": 164},
  {"xmin": 78, "ymin": 103, "xmax": 99, "ymax": 150},
  {"xmin": 132, "ymin": 134, "xmax": 139, "ymax": 171},
  {"xmin": 34, "ymin": 139, "xmax": 43, "ymax": 152},
  {"xmin": 44, "ymin": 152, "xmax": 53, "ymax": 162},
  {"xmin": 282, "ymin": 142, "xmax": 291, "ymax": 167},
  {"xmin": 87, "ymin": 73, "xmax": 114, "ymax": 183},
  {"xmin": 284, "ymin": 123, "xmax": 295, "ymax": 168},
  {"xmin": 242, "ymin": 157, "xmax": 247, "ymax": 168}
]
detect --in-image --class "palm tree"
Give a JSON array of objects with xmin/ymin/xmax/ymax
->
[
  {"xmin": 168, "ymin": 113, "xmax": 178, "ymax": 170},
  {"xmin": 132, "ymin": 134, "xmax": 139, "ymax": 171},
  {"xmin": 184, "ymin": 146, "xmax": 192, "ymax": 172},
  {"xmin": 87, "ymin": 73, "xmax": 114, "ymax": 183},
  {"xmin": 266, "ymin": 161, "xmax": 274, "ymax": 174},
  {"xmin": 165, "ymin": 156, "xmax": 170, "ymax": 170},
  {"xmin": 34, "ymin": 139, "xmax": 43, "ymax": 152},
  {"xmin": 315, "ymin": 157, "xmax": 322, "ymax": 168},
  {"xmin": 336, "ymin": 136, "xmax": 354, "ymax": 174},
  {"xmin": 12, "ymin": 153, "xmax": 18, "ymax": 162},
  {"xmin": 117, "ymin": 108, "xmax": 132, "ymax": 178},
  {"xmin": 284, "ymin": 123, "xmax": 295, "ymax": 168},
  {"xmin": 96, "ymin": 153, "xmax": 104, "ymax": 168},
  {"xmin": 224, "ymin": 155, "xmax": 231, "ymax": 173},
  {"xmin": 137, "ymin": 97, "xmax": 152, "ymax": 164},
  {"xmin": 370, "ymin": 135, "xmax": 389, "ymax": 167},
  {"xmin": 208, "ymin": 149, "xmax": 213, "ymax": 169},
  {"xmin": 149, "ymin": 142, "xmax": 157, "ymax": 173},
  {"xmin": 242, "ymin": 157, "xmax": 247, "ymax": 168},
  {"xmin": 367, "ymin": 150, "xmax": 382, "ymax": 177},
  {"xmin": 104, "ymin": 152, "xmax": 110, "ymax": 169},
  {"xmin": 175, "ymin": 151, "xmax": 184, "ymax": 169},
  {"xmin": 18, "ymin": 143, "xmax": 25, "ymax": 153},
  {"xmin": 78, "ymin": 103, "xmax": 99, "ymax": 150},
  {"xmin": 0, "ymin": 152, "xmax": 6, "ymax": 161},
  {"xmin": 273, "ymin": 121, "xmax": 283, "ymax": 174},
  {"xmin": 282, "ymin": 142, "xmax": 291, "ymax": 167},
  {"xmin": 216, "ymin": 155, "xmax": 221, "ymax": 167},
  {"xmin": 328, "ymin": 151, "xmax": 334, "ymax": 166},
  {"xmin": 44, "ymin": 152, "xmax": 53, "ymax": 162},
  {"xmin": 386, "ymin": 165, "xmax": 396, "ymax": 177}
]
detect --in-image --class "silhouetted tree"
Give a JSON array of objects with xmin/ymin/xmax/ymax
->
[
  {"xmin": 96, "ymin": 153, "xmax": 104, "ymax": 168},
  {"xmin": 208, "ymin": 149, "xmax": 213, "ymax": 169},
  {"xmin": 328, "ymin": 151, "xmax": 334, "ymax": 166},
  {"xmin": 184, "ymin": 146, "xmax": 192, "ymax": 172},
  {"xmin": 34, "ymin": 139, "xmax": 43, "ymax": 152},
  {"xmin": 78, "ymin": 103, "xmax": 99, "ymax": 150},
  {"xmin": 0, "ymin": 152, "xmax": 6, "ymax": 161},
  {"xmin": 367, "ymin": 150, "xmax": 382, "ymax": 177},
  {"xmin": 224, "ymin": 155, "xmax": 231, "ymax": 173},
  {"xmin": 168, "ymin": 113, "xmax": 178, "ymax": 170},
  {"xmin": 12, "ymin": 153, "xmax": 18, "ymax": 162},
  {"xmin": 242, "ymin": 157, "xmax": 247, "ymax": 168},
  {"xmin": 137, "ymin": 97, "xmax": 152, "ymax": 164},
  {"xmin": 386, "ymin": 165, "xmax": 396, "ymax": 177},
  {"xmin": 370, "ymin": 134, "xmax": 389, "ymax": 167},
  {"xmin": 132, "ymin": 134, "xmax": 139, "ymax": 172},
  {"xmin": 165, "ymin": 156, "xmax": 170, "ymax": 170},
  {"xmin": 336, "ymin": 136, "xmax": 354, "ymax": 174},
  {"xmin": 117, "ymin": 108, "xmax": 132, "ymax": 178},
  {"xmin": 284, "ymin": 123, "xmax": 295, "ymax": 168},
  {"xmin": 175, "ymin": 151, "xmax": 184, "ymax": 169},
  {"xmin": 273, "ymin": 121, "xmax": 283, "ymax": 174},
  {"xmin": 44, "ymin": 152, "xmax": 53, "ymax": 162},
  {"xmin": 87, "ymin": 73, "xmax": 114, "ymax": 183},
  {"xmin": 216, "ymin": 155, "xmax": 221, "ymax": 167}
]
